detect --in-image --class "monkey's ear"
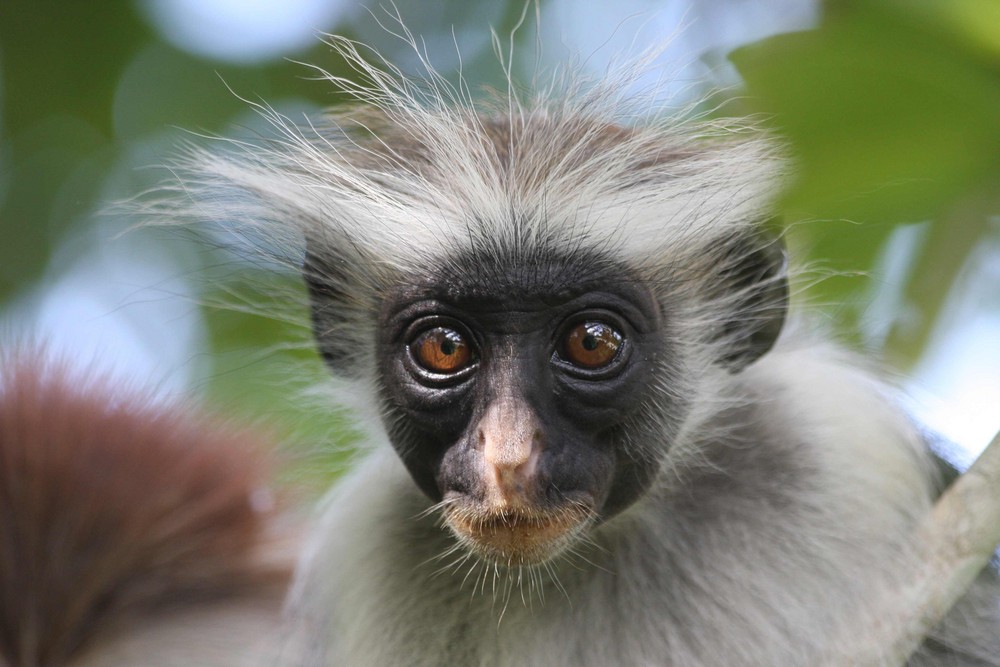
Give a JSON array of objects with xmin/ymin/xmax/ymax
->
[
  {"xmin": 304, "ymin": 244, "xmax": 346, "ymax": 370},
  {"xmin": 303, "ymin": 237, "xmax": 375, "ymax": 376},
  {"xmin": 712, "ymin": 225, "xmax": 789, "ymax": 373}
]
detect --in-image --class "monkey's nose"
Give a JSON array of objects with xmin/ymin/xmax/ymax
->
[{"xmin": 476, "ymin": 398, "xmax": 544, "ymax": 505}]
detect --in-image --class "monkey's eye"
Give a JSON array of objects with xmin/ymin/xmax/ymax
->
[
  {"xmin": 560, "ymin": 322, "xmax": 624, "ymax": 369},
  {"xmin": 409, "ymin": 327, "xmax": 475, "ymax": 374}
]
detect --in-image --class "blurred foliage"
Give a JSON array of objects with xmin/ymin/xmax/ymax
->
[
  {"xmin": 0, "ymin": 0, "xmax": 342, "ymax": 301},
  {"xmin": 732, "ymin": 0, "xmax": 1000, "ymax": 363}
]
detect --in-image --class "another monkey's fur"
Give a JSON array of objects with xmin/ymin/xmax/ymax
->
[
  {"xmin": 5, "ymin": 36, "xmax": 1000, "ymax": 667},
  {"xmin": 0, "ymin": 353, "xmax": 293, "ymax": 667}
]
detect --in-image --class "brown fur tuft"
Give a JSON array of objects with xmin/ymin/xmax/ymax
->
[{"xmin": 0, "ymin": 351, "xmax": 284, "ymax": 667}]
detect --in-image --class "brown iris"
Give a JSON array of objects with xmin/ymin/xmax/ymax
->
[
  {"xmin": 410, "ymin": 327, "xmax": 474, "ymax": 374},
  {"xmin": 561, "ymin": 322, "xmax": 623, "ymax": 369}
]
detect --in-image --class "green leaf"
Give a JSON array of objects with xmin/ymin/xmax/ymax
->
[{"xmin": 731, "ymin": 1, "xmax": 1000, "ymax": 225}]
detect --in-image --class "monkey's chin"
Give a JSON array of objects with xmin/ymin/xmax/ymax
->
[{"xmin": 443, "ymin": 504, "xmax": 592, "ymax": 566}]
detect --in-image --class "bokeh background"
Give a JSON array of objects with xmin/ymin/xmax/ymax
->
[{"xmin": 0, "ymin": 0, "xmax": 997, "ymax": 483}]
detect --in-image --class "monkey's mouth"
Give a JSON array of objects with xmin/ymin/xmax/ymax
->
[{"xmin": 443, "ymin": 504, "xmax": 592, "ymax": 565}]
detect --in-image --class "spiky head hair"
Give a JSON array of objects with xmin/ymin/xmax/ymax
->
[{"xmin": 155, "ymin": 36, "xmax": 788, "ymax": 387}]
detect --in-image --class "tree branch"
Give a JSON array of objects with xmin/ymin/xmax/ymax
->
[{"xmin": 847, "ymin": 429, "xmax": 1000, "ymax": 665}]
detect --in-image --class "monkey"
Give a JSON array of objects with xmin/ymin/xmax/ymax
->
[
  {"xmin": 164, "ymin": 40, "xmax": 999, "ymax": 666},
  {"xmin": 3, "ymin": 38, "xmax": 1000, "ymax": 667}
]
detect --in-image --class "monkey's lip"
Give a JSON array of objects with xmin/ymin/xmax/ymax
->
[{"xmin": 443, "ymin": 504, "xmax": 592, "ymax": 565}]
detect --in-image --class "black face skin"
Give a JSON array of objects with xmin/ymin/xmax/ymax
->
[{"xmin": 374, "ymin": 249, "xmax": 673, "ymax": 527}]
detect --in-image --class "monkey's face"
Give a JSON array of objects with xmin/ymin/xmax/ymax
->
[
  {"xmin": 372, "ymin": 251, "xmax": 675, "ymax": 566},
  {"xmin": 306, "ymin": 226, "xmax": 786, "ymax": 566}
]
